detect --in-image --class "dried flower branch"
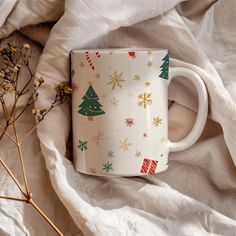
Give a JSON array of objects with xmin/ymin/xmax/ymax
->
[{"xmin": 0, "ymin": 42, "xmax": 69, "ymax": 235}]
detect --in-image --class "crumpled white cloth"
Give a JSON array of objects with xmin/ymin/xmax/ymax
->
[{"xmin": 0, "ymin": 0, "xmax": 236, "ymax": 235}]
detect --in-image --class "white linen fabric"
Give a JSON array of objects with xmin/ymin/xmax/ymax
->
[{"xmin": 0, "ymin": 0, "xmax": 236, "ymax": 235}]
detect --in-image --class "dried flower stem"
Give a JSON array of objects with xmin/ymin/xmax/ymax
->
[
  {"xmin": 0, "ymin": 42, "xmax": 69, "ymax": 235},
  {"xmin": 20, "ymin": 125, "xmax": 37, "ymax": 144},
  {"xmin": 0, "ymin": 195, "xmax": 27, "ymax": 203},
  {"xmin": 0, "ymin": 158, "xmax": 63, "ymax": 235},
  {"xmin": 12, "ymin": 121, "xmax": 30, "ymax": 195},
  {"xmin": 0, "ymin": 123, "xmax": 17, "ymax": 144},
  {"xmin": 0, "ymin": 159, "xmax": 27, "ymax": 197},
  {"xmin": 28, "ymin": 198, "xmax": 63, "ymax": 236}
]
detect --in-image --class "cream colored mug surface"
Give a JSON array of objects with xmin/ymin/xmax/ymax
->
[{"xmin": 71, "ymin": 49, "xmax": 208, "ymax": 176}]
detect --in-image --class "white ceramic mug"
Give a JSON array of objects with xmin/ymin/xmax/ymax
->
[{"xmin": 71, "ymin": 49, "xmax": 208, "ymax": 176}]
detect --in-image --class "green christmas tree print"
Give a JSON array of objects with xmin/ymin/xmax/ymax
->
[
  {"xmin": 159, "ymin": 52, "xmax": 169, "ymax": 80},
  {"xmin": 78, "ymin": 83, "xmax": 105, "ymax": 121}
]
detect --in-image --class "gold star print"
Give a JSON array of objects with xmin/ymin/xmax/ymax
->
[
  {"xmin": 94, "ymin": 73, "xmax": 100, "ymax": 79},
  {"xmin": 160, "ymin": 137, "xmax": 167, "ymax": 143},
  {"xmin": 79, "ymin": 62, "xmax": 84, "ymax": 67},
  {"xmin": 153, "ymin": 117, "xmax": 162, "ymax": 126},
  {"xmin": 92, "ymin": 131, "xmax": 105, "ymax": 145},
  {"xmin": 90, "ymin": 168, "xmax": 97, "ymax": 174},
  {"xmin": 147, "ymin": 61, "xmax": 152, "ymax": 67},
  {"xmin": 127, "ymin": 92, "xmax": 133, "ymax": 97},
  {"xmin": 119, "ymin": 138, "xmax": 132, "ymax": 152},
  {"xmin": 133, "ymin": 75, "xmax": 140, "ymax": 81},
  {"xmin": 135, "ymin": 151, "xmax": 142, "ymax": 158},
  {"xmin": 111, "ymin": 98, "xmax": 119, "ymax": 109},
  {"xmin": 145, "ymin": 81, "xmax": 151, "ymax": 87}
]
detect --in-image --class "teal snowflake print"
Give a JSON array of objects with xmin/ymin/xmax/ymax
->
[
  {"xmin": 107, "ymin": 150, "xmax": 114, "ymax": 158},
  {"xmin": 78, "ymin": 140, "xmax": 88, "ymax": 151},
  {"xmin": 102, "ymin": 161, "xmax": 113, "ymax": 173}
]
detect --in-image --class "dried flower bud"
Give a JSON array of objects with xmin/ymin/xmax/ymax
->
[
  {"xmin": 5, "ymin": 69, "xmax": 10, "ymax": 74},
  {"xmin": 3, "ymin": 60, "xmax": 9, "ymax": 65},
  {"xmin": 2, "ymin": 84, "xmax": 13, "ymax": 93},
  {"xmin": 11, "ymin": 42, "xmax": 16, "ymax": 48},
  {"xmin": 64, "ymin": 86, "xmax": 72, "ymax": 94},
  {"xmin": 13, "ymin": 66, "xmax": 19, "ymax": 73},
  {"xmin": 34, "ymin": 77, "xmax": 44, "ymax": 87},
  {"xmin": 22, "ymin": 43, "xmax": 30, "ymax": 49},
  {"xmin": 57, "ymin": 82, "xmax": 72, "ymax": 96},
  {"xmin": 32, "ymin": 108, "xmax": 47, "ymax": 122},
  {"xmin": 10, "ymin": 47, "xmax": 17, "ymax": 53},
  {"xmin": 39, "ymin": 108, "xmax": 47, "ymax": 114},
  {"xmin": 37, "ymin": 77, "xmax": 44, "ymax": 84},
  {"xmin": 0, "ymin": 71, "xmax": 5, "ymax": 79},
  {"xmin": 32, "ymin": 109, "xmax": 37, "ymax": 116}
]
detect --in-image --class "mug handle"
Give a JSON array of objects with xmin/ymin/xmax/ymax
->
[{"xmin": 168, "ymin": 67, "xmax": 208, "ymax": 152}]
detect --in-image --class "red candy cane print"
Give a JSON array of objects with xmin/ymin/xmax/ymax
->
[
  {"xmin": 95, "ymin": 51, "xmax": 101, "ymax": 58},
  {"xmin": 85, "ymin": 51, "xmax": 101, "ymax": 70}
]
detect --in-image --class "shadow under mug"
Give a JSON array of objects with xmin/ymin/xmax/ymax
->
[{"xmin": 71, "ymin": 49, "xmax": 208, "ymax": 176}]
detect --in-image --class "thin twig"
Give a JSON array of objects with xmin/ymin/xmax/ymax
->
[
  {"xmin": 0, "ymin": 121, "xmax": 8, "ymax": 140},
  {"xmin": 14, "ymin": 87, "xmax": 39, "ymax": 122},
  {"xmin": 0, "ymin": 195, "xmax": 27, "ymax": 203},
  {"xmin": 20, "ymin": 125, "xmax": 37, "ymax": 144},
  {"xmin": 28, "ymin": 198, "xmax": 63, "ymax": 236},
  {"xmin": 0, "ymin": 98, "xmax": 11, "ymax": 121},
  {"xmin": 0, "ymin": 159, "xmax": 27, "ymax": 198},
  {"xmin": 18, "ymin": 64, "xmax": 33, "ymax": 97},
  {"xmin": 12, "ymin": 122, "xmax": 30, "ymax": 195},
  {"xmin": 0, "ymin": 123, "xmax": 17, "ymax": 144}
]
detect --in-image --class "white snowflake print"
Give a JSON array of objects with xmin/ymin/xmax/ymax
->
[
  {"xmin": 138, "ymin": 92, "xmax": 152, "ymax": 108},
  {"xmin": 110, "ymin": 98, "xmax": 119, "ymax": 109},
  {"xmin": 107, "ymin": 71, "xmax": 125, "ymax": 90}
]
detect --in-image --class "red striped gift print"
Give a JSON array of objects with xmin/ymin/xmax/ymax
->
[
  {"xmin": 140, "ymin": 158, "xmax": 151, "ymax": 174},
  {"xmin": 149, "ymin": 160, "xmax": 158, "ymax": 174},
  {"xmin": 140, "ymin": 158, "xmax": 158, "ymax": 174}
]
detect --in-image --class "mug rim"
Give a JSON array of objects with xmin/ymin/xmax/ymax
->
[{"xmin": 71, "ymin": 48, "xmax": 168, "ymax": 53}]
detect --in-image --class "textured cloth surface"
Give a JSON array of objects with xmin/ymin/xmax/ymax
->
[{"xmin": 0, "ymin": 0, "xmax": 236, "ymax": 235}]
